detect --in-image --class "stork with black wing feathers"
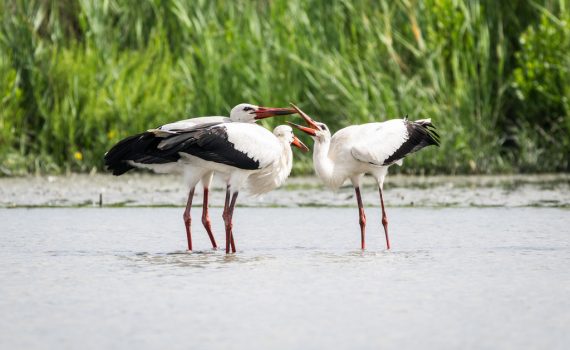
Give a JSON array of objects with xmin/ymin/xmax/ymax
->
[
  {"xmin": 106, "ymin": 119, "xmax": 307, "ymax": 253},
  {"xmin": 288, "ymin": 104, "xmax": 440, "ymax": 250},
  {"xmin": 104, "ymin": 104, "xmax": 297, "ymax": 251}
]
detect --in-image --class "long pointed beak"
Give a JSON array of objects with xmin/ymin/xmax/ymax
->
[
  {"xmin": 289, "ymin": 103, "xmax": 321, "ymax": 130},
  {"xmin": 287, "ymin": 121, "xmax": 317, "ymax": 136},
  {"xmin": 291, "ymin": 135, "xmax": 309, "ymax": 152},
  {"xmin": 254, "ymin": 107, "xmax": 296, "ymax": 120}
]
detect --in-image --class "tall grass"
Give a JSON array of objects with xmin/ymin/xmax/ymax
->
[{"xmin": 1, "ymin": 0, "xmax": 569, "ymax": 175}]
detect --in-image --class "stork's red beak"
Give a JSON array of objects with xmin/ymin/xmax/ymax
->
[
  {"xmin": 254, "ymin": 107, "xmax": 296, "ymax": 120},
  {"xmin": 291, "ymin": 135, "xmax": 309, "ymax": 152},
  {"xmin": 287, "ymin": 121, "xmax": 317, "ymax": 136},
  {"xmin": 289, "ymin": 103, "xmax": 322, "ymax": 130}
]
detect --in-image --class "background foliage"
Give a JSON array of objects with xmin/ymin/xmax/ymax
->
[{"xmin": 1, "ymin": 0, "xmax": 569, "ymax": 175}]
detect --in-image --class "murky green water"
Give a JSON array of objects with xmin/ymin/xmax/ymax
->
[{"xmin": 1, "ymin": 207, "xmax": 569, "ymax": 349}]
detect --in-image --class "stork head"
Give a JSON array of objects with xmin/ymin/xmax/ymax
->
[
  {"xmin": 286, "ymin": 103, "xmax": 331, "ymax": 143},
  {"xmin": 273, "ymin": 125, "xmax": 309, "ymax": 152},
  {"xmin": 229, "ymin": 103, "xmax": 296, "ymax": 123}
]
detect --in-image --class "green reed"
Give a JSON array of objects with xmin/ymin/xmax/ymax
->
[{"xmin": 1, "ymin": 0, "xmax": 568, "ymax": 175}]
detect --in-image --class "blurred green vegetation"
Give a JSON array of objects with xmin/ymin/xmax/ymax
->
[{"xmin": 0, "ymin": 0, "xmax": 569, "ymax": 176}]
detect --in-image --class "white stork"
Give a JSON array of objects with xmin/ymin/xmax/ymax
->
[
  {"xmin": 288, "ymin": 104, "xmax": 440, "ymax": 250},
  {"xmin": 104, "ymin": 104, "xmax": 296, "ymax": 251}
]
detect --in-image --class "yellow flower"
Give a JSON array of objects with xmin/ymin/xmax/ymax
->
[
  {"xmin": 107, "ymin": 130, "xmax": 117, "ymax": 139},
  {"xmin": 74, "ymin": 151, "xmax": 83, "ymax": 161}
]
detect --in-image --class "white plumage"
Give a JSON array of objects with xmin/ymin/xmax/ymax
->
[
  {"xmin": 349, "ymin": 121, "xmax": 409, "ymax": 166},
  {"xmin": 104, "ymin": 103, "xmax": 296, "ymax": 251},
  {"xmin": 246, "ymin": 125, "xmax": 299, "ymax": 196},
  {"xmin": 158, "ymin": 116, "xmax": 229, "ymax": 132},
  {"xmin": 288, "ymin": 104, "xmax": 439, "ymax": 250},
  {"xmin": 224, "ymin": 123, "xmax": 282, "ymax": 169}
]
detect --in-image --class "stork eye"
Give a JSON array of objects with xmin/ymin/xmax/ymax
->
[
  {"xmin": 320, "ymin": 124, "xmax": 327, "ymax": 130},
  {"xmin": 243, "ymin": 106, "xmax": 254, "ymax": 112}
]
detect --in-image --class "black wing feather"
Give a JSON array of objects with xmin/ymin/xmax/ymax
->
[
  {"xmin": 162, "ymin": 125, "xmax": 260, "ymax": 170},
  {"xmin": 383, "ymin": 119, "xmax": 440, "ymax": 165},
  {"xmin": 104, "ymin": 132, "xmax": 178, "ymax": 175},
  {"xmin": 104, "ymin": 122, "xmax": 260, "ymax": 176}
]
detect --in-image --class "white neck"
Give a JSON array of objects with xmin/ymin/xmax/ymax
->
[
  {"xmin": 279, "ymin": 141, "xmax": 294, "ymax": 182},
  {"xmin": 312, "ymin": 138, "xmax": 343, "ymax": 188}
]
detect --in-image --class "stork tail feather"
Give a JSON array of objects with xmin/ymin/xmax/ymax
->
[
  {"xmin": 104, "ymin": 132, "xmax": 178, "ymax": 175},
  {"xmin": 383, "ymin": 118, "xmax": 440, "ymax": 165}
]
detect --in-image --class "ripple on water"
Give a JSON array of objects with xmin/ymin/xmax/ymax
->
[
  {"xmin": 121, "ymin": 250, "xmax": 276, "ymax": 269},
  {"xmin": 310, "ymin": 248, "xmax": 433, "ymax": 263}
]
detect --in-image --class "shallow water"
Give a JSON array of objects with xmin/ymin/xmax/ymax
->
[{"xmin": 1, "ymin": 207, "xmax": 569, "ymax": 349}]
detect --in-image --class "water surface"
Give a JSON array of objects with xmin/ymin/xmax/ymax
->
[{"xmin": 1, "ymin": 207, "xmax": 569, "ymax": 349}]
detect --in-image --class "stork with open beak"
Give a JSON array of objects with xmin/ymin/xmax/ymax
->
[
  {"xmin": 109, "ymin": 121, "xmax": 308, "ymax": 253},
  {"xmin": 104, "ymin": 104, "xmax": 296, "ymax": 251},
  {"xmin": 288, "ymin": 104, "xmax": 440, "ymax": 250}
]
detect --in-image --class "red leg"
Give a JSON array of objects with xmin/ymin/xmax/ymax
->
[
  {"xmin": 354, "ymin": 187, "xmax": 366, "ymax": 250},
  {"xmin": 201, "ymin": 187, "xmax": 217, "ymax": 249},
  {"xmin": 230, "ymin": 228, "xmax": 236, "ymax": 253},
  {"xmin": 379, "ymin": 187, "xmax": 390, "ymax": 250},
  {"xmin": 183, "ymin": 187, "xmax": 195, "ymax": 251},
  {"xmin": 228, "ymin": 192, "xmax": 239, "ymax": 253},
  {"xmin": 223, "ymin": 186, "xmax": 231, "ymax": 254},
  {"xmin": 222, "ymin": 188, "xmax": 239, "ymax": 254}
]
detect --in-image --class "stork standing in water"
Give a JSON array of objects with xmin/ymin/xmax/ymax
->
[
  {"xmin": 104, "ymin": 104, "xmax": 296, "ymax": 251},
  {"xmin": 288, "ymin": 104, "xmax": 439, "ymax": 250},
  {"xmin": 106, "ymin": 121, "xmax": 307, "ymax": 253}
]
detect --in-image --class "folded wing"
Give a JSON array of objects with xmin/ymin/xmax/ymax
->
[{"xmin": 351, "ymin": 118, "xmax": 440, "ymax": 166}]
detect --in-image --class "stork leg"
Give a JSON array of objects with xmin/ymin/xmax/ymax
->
[
  {"xmin": 379, "ymin": 187, "xmax": 391, "ymax": 250},
  {"xmin": 222, "ymin": 186, "xmax": 237, "ymax": 253},
  {"xmin": 223, "ymin": 186, "xmax": 239, "ymax": 254},
  {"xmin": 183, "ymin": 187, "xmax": 195, "ymax": 251},
  {"xmin": 354, "ymin": 187, "xmax": 366, "ymax": 250},
  {"xmin": 228, "ymin": 192, "xmax": 238, "ymax": 254},
  {"xmin": 223, "ymin": 186, "xmax": 230, "ymax": 253},
  {"xmin": 201, "ymin": 187, "xmax": 217, "ymax": 249}
]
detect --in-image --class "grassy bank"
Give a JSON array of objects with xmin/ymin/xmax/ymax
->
[{"xmin": 1, "ymin": 0, "xmax": 569, "ymax": 176}]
